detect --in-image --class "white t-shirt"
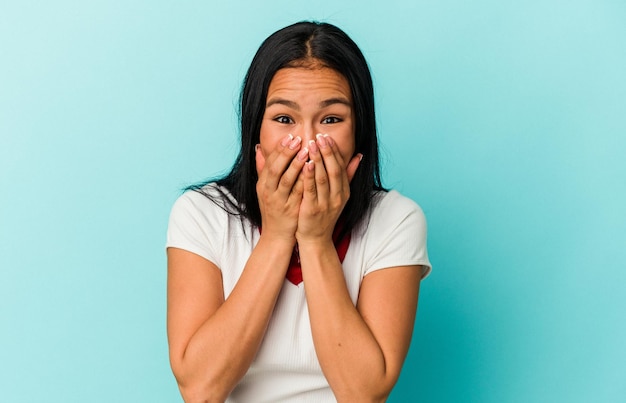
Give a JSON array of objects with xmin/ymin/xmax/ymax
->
[{"xmin": 166, "ymin": 184, "xmax": 431, "ymax": 402}]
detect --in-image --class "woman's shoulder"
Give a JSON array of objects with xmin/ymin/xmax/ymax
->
[
  {"xmin": 370, "ymin": 189, "xmax": 425, "ymax": 220},
  {"xmin": 167, "ymin": 183, "xmax": 242, "ymax": 264},
  {"xmin": 170, "ymin": 183, "xmax": 236, "ymax": 222},
  {"xmin": 357, "ymin": 189, "xmax": 431, "ymax": 278},
  {"xmin": 360, "ymin": 189, "xmax": 428, "ymax": 240}
]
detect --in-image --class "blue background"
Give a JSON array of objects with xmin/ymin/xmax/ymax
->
[{"xmin": 1, "ymin": 1, "xmax": 625, "ymax": 402}]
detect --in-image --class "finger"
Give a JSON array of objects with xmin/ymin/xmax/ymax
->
[
  {"xmin": 277, "ymin": 145, "xmax": 309, "ymax": 197},
  {"xmin": 346, "ymin": 153, "xmax": 363, "ymax": 183},
  {"xmin": 308, "ymin": 138, "xmax": 329, "ymax": 202},
  {"xmin": 264, "ymin": 134, "xmax": 302, "ymax": 190},
  {"xmin": 289, "ymin": 169, "xmax": 305, "ymax": 202},
  {"xmin": 317, "ymin": 134, "xmax": 345, "ymax": 198},
  {"xmin": 259, "ymin": 133, "xmax": 292, "ymax": 180},
  {"xmin": 255, "ymin": 144, "xmax": 265, "ymax": 177},
  {"xmin": 301, "ymin": 160, "xmax": 317, "ymax": 204}
]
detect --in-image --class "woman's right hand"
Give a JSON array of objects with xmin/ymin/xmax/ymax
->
[
  {"xmin": 169, "ymin": 134, "xmax": 310, "ymax": 401},
  {"xmin": 255, "ymin": 134, "xmax": 310, "ymax": 242}
]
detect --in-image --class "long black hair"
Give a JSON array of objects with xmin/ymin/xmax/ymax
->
[{"xmin": 189, "ymin": 21, "xmax": 385, "ymax": 237}]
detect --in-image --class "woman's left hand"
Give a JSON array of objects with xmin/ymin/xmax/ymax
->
[{"xmin": 296, "ymin": 134, "xmax": 362, "ymax": 242}]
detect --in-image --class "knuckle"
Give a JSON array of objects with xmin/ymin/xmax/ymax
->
[
  {"xmin": 256, "ymin": 181, "xmax": 266, "ymax": 194},
  {"xmin": 325, "ymin": 165, "xmax": 341, "ymax": 177},
  {"xmin": 316, "ymin": 175, "xmax": 328, "ymax": 186},
  {"xmin": 279, "ymin": 175, "xmax": 292, "ymax": 188},
  {"xmin": 267, "ymin": 163, "xmax": 279, "ymax": 174},
  {"xmin": 267, "ymin": 164, "xmax": 281, "ymax": 177},
  {"xmin": 330, "ymin": 199, "xmax": 343, "ymax": 210},
  {"xmin": 282, "ymin": 144, "xmax": 296, "ymax": 156},
  {"xmin": 321, "ymin": 147, "xmax": 335, "ymax": 159}
]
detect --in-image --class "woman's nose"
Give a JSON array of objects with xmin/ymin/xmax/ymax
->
[{"xmin": 297, "ymin": 122, "xmax": 318, "ymax": 146}]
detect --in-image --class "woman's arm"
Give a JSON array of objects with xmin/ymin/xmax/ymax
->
[
  {"xmin": 167, "ymin": 135, "xmax": 307, "ymax": 402},
  {"xmin": 299, "ymin": 241, "xmax": 421, "ymax": 402},
  {"xmin": 167, "ymin": 239, "xmax": 293, "ymax": 402},
  {"xmin": 297, "ymin": 135, "xmax": 422, "ymax": 401}
]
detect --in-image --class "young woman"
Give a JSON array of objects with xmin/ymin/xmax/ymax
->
[{"xmin": 166, "ymin": 21, "xmax": 431, "ymax": 402}]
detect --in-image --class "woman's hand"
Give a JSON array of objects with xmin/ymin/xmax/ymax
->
[
  {"xmin": 296, "ymin": 134, "xmax": 362, "ymax": 243},
  {"xmin": 255, "ymin": 134, "xmax": 310, "ymax": 242}
]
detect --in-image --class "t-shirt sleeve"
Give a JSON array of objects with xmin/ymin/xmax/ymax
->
[
  {"xmin": 363, "ymin": 191, "xmax": 431, "ymax": 279},
  {"xmin": 166, "ymin": 191, "xmax": 223, "ymax": 267}
]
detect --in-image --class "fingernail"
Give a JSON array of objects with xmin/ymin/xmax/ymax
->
[
  {"xmin": 323, "ymin": 134, "xmax": 334, "ymax": 146},
  {"xmin": 281, "ymin": 133, "xmax": 294, "ymax": 147},
  {"xmin": 297, "ymin": 147, "xmax": 309, "ymax": 161},
  {"xmin": 316, "ymin": 133, "xmax": 327, "ymax": 148},
  {"xmin": 308, "ymin": 139, "xmax": 318, "ymax": 153},
  {"xmin": 254, "ymin": 144, "xmax": 260, "ymax": 153},
  {"xmin": 289, "ymin": 136, "xmax": 302, "ymax": 150},
  {"xmin": 358, "ymin": 153, "xmax": 363, "ymax": 161}
]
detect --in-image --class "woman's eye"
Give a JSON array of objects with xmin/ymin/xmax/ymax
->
[
  {"xmin": 322, "ymin": 116, "xmax": 342, "ymax": 124},
  {"xmin": 275, "ymin": 116, "xmax": 293, "ymax": 124}
]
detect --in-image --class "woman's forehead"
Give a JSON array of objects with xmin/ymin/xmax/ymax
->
[{"xmin": 266, "ymin": 67, "xmax": 352, "ymax": 104}]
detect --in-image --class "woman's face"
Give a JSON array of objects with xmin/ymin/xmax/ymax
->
[{"xmin": 258, "ymin": 66, "xmax": 355, "ymax": 169}]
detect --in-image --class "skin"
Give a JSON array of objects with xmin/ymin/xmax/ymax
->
[
  {"xmin": 256, "ymin": 66, "xmax": 362, "ymax": 243},
  {"xmin": 167, "ymin": 65, "xmax": 422, "ymax": 402}
]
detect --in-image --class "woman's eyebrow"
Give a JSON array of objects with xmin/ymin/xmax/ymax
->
[
  {"xmin": 319, "ymin": 97, "xmax": 351, "ymax": 108},
  {"xmin": 266, "ymin": 97, "xmax": 352, "ymax": 110},
  {"xmin": 266, "ymin": 98, "xmax": 300, "ymax": 110}
]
